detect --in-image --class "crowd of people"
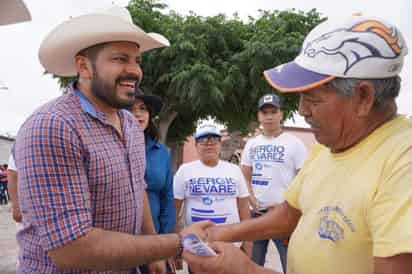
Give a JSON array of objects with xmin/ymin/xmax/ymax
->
[{"xmin": 1, "ymin": 1, "xmax": 412, "ymax": 274}]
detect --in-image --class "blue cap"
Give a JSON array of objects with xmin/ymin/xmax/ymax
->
[
  {"xmin": 258, "ymin": 94, "xmax": 281, "ymax": 109},
  {"xmin": 195, "ymin": 125, "xmax": 222, "ymax": 140}
]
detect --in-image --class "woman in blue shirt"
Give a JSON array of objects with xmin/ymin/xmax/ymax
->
[{"xmin": 130, "ymin": 89, "xmax": 176, "ymax": 274}]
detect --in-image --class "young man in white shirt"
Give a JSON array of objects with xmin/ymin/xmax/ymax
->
[
  {"xmin": 174, "ymin": 125, "xmax": 251, "ymax": 272},
  {"xmin": 241, "ymin": 94, "xmax": 307, "ymax": 273}
]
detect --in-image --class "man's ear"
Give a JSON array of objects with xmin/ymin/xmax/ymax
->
[
  {"xmin": 74, "ymin": 55, "xmax": 93, "ymax": 80},
  {"xmin": 354, "ymin": 81, "xmax": 376, "ymax": 117}
]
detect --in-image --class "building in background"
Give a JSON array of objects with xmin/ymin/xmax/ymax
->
[
  {"xmin": 0, "ymin": 135, "xmax": 14, "ymax": 164},
  {"xmin": 0, "ymin": 135, "xmax": 14, "ymax": 165}
]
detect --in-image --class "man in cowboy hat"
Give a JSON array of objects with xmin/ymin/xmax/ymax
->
[
  {"xmin": 13, "ymin": 6, "xmax": 211, "ymax": 274},
  {"xmin": 183, "ymin": 15, "xmax": 412, "ymax": 274}
]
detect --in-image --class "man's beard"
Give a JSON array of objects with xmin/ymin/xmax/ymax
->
[{"xmin": 90, "ymin": 69, "xmax": 140, "ymax": 109}]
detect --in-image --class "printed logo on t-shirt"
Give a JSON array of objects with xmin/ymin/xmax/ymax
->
[
  {"xmin": 188, "ymin": 177, "xmax": 237, "ymax": 196},
  {"xmin": 202, "ymin": 197, "xmax": 213, "ymax": 205},
  {"xmin": 249, "ymin": 145, "xmax": 285, "ymax": 163},
  {"xmin": 318, "ymin": 206, "xmax": 356, "ymax": 242},
  {"xmin": 252, "ymin": 180, "xmax": 269, "ymax": 186},
  {"xmin": 191, "ymin": 208, "xmax": 229, "ymax": 224}
]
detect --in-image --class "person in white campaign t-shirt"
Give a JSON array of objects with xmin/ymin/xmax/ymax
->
[
  {"xmin": 241, "ymin": 93, "xmax": 307, "ymax": 273},
  {"xmin": 174, "ymin": 125, "xmax": 251, "ymax": 272}
]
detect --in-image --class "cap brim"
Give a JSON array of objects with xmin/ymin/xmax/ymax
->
[
  {"xmin": 195, "ymin": 133, "xmax": 222, "ymax": 140},
  {"xmin": 264, "ymin": 61, "xmax": 335, "ymax": 93},
  {"xmin": 259, "ymin": 102, "xmax": 280, "ymax": 110}
]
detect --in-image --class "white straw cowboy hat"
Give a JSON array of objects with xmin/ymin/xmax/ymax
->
[
  {"xmin": 39, "ymin": 6, "xmax": 170, "ymax": 77},
  {"xmin": 0, "ymin": 0, "xmax": 31, "ymax": 26}
]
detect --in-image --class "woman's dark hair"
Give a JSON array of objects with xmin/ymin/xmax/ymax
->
[{"xmin": 144, "ymin": 103, "xmax": 160, "ymax": 141}]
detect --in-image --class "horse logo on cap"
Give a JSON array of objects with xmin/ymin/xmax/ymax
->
[{"xmin": 302, "ymin": 20, "xmax": 404, "ymax": 75}]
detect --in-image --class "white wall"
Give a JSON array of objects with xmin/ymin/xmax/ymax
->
[{"xmin": 0, "ymin": 137, "xmax": 14, "ymax": 164}]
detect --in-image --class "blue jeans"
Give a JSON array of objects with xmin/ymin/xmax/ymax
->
[
  {"xmin": 0, "ymin": 182, "xmax": 8, "ymax": 205},
  {"xmin": 251, "ymin": 211, "xmax": 288, "ymax": 273}
]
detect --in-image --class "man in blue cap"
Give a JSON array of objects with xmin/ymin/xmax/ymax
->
[{"xmin": 241, "ymin": 93, "xmax": 307, "ymax": 273}]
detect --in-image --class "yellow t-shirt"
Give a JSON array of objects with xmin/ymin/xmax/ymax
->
[{"xmin": 285, "ymin": 115, "xmax": 412, "ymax": 274}]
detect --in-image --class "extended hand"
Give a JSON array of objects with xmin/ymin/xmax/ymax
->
[
  {"xmin": 167, "ymin": 256, "xmax": 183, "ymax": 272},
  {"xmin": 183, "ymin": 242, "xmax": 262, "ymax": 274},
  {"xmin": 240, "ymin": 241, "xmax": 253, "ymax": 258},
  {"xmin": 12, "ymin": 204, "xmax": 22, "ymax": 223},
  {"xmin": 180, "ymin": 220, "xmax": 215, "ymax": 241},
  {"xmin": 148, "ymin": 260, "xmax": 166, "ymax": 274},
  {"xmin": 248, "ymin": 195, "xmax": 259, "ymax": 212}
]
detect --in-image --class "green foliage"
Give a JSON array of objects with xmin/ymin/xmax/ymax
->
[
  {"xmin": 127, "ymin": 0, "xmax": 324, "ymax": 140},
  {"xmin": 217, "ymin": 9, "xmax": 325, "ymax": 132},
  {"xmin": 53, "ymin": 0, "xmax": 325, "ymax": 143}
]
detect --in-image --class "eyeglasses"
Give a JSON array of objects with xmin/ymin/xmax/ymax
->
[{"xmin": 196, "ymin": 136, "xmax": 221, "ymax": 145}]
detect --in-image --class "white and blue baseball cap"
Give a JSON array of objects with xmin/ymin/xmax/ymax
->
[
  {"xmin": 195, "ymin": 125, "xmax": 222, "ymax": 140},
  {"xmin": 264, "ymin": 15, "xmax": 408, "ymax": 93}
]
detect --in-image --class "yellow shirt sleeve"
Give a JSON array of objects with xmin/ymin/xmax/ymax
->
[
  {"xmin": 285, "ymin": 143, "xmax": 324, "ymax": 211},
  {"xmin": 367, "ymin": 147, "xmax": 412, "ymax": 257}
]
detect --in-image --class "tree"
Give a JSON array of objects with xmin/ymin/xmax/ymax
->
[
  {"xmin": 216, "ymin": 9, "xmax": 325, "ymax": 133},
  {"xmin": 129, "ymin": 0, "xmax": 253, "ymax": 144},
  {"xmin": 52, "ymin": 0, "xmax": 324, "ymax": 167},
  {"xmin": 127, "ymin": 1, "xmax": 324, "ymax": 139}
]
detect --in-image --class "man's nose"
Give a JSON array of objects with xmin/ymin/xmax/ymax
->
[{"xmin": 125, "ymin": 62, "xmax": 142, "ymax": 79}]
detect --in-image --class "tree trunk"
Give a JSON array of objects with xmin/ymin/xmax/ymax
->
[
  {"xmin": 157, "ymin": 110, "xmax": 177, "ymax": 144},
  {"xmin": 157, "ymin": 109, "xmax": 182, "ymax": 172},
  {"xmin": 168, "ymin": 142, "xmax": 184, "ymax": 173}
]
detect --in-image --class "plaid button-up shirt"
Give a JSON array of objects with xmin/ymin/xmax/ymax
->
[{"xmin": 14, "ymin": 84, "xmax": 146, "ymax": 273}]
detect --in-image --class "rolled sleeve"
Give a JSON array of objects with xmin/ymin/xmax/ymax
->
[{"xmin": 16, "ymin": 113, "xmax": 93, "ymax": 251}]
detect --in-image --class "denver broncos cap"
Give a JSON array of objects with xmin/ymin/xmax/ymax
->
[
  {"xmin": 264, "ymin": 15, "xmax": 408, "ymax": 93},
  {"xmin": 195, "ymin": 124, "xmax": 222, "ymax": 140}
]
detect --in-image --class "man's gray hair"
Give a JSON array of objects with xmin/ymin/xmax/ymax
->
[{"xmin": 325, "ymin": 76, "xmax": 401, "ymax": 110}]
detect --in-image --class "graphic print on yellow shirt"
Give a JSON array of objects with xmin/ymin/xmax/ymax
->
[{"xmin": 284, "ymin": 116, "xmax": 412, "ymax": 274}]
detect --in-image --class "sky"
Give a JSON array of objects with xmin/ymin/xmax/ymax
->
[{"xmin": 0, "ymin": 0, "xmax": 410, "ymax": 135}]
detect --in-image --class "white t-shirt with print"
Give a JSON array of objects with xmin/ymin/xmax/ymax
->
[
  {"xmin": 174, "ymin": 160, "xmax": 249, "ymax": 226},
  {"xmin": 241, "ymin": 133, "xmax": 307, "ymax": 208}
]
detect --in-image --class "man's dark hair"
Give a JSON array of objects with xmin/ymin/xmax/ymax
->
[{"xmin": 76, "ymin": 43, "xmax": 108, "ymax": 64}]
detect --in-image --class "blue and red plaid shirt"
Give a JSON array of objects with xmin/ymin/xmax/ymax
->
[{"xmin": 14, "ymin": 84, "xmax": 146, "ymax": 273}]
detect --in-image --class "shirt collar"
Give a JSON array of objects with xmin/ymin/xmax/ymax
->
[
  {"xmin": 146, "ymin": 135, "xmax": 161, "ymax": 149},
  {"xmin": 69, "ymin": 82, "xmax": 107, "ymax": 123}
]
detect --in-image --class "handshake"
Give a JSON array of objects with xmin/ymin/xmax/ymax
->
[{"xmin": 172, "ymin": 221, "xmax": 265, "ymax": 274}]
